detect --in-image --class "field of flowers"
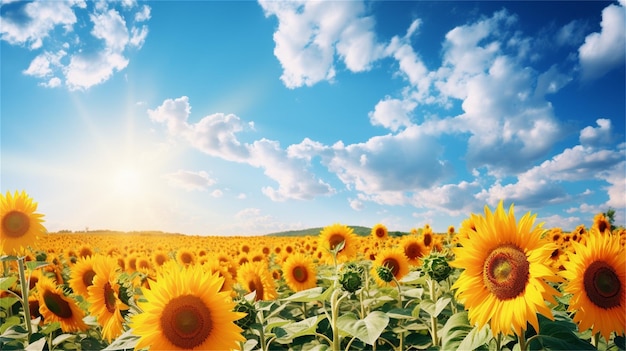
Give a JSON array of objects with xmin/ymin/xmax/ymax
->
[{"xmin": 1, "ymin": 190, "xmax": 625, "ymax": 351}]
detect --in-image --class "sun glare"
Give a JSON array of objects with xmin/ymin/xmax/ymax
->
[{"xmin": 112, "ymin": 168, "xmax": 143, "ymax": 196}]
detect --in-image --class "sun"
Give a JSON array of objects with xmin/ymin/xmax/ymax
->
[{"xmin": 112, "ymin": 168, "xmax": 143, "ymax": 196}]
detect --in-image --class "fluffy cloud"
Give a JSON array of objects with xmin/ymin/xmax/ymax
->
[
  {"xmin": 259, "ymin": 0, "xmax": 384, "ymax": 88},
  {"xmin": 149, "ymin": 97, "xmax": 335, "ymax": 201},
  {"xmin": 163, "ymin": 170, "xmax": 217, "ymax": 191},
  {"xmin": 580, "ymin": 118, "xmax": 613, "ymax": 147},
  {"xmin": 2, "ymin": 1, "xmax": 150, "ymax": 90},
  {"xmin": 368, "ymin": 97, "xmax": 416, "ymax": 131},
  {"xmin": 578, "ymin": 3, "xmax": 626, "ymax": 80}
]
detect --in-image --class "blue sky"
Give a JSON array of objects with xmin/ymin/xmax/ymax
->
[{"xmin": 1, "ymin": 0, "xmax": 625, "ymax": 236}]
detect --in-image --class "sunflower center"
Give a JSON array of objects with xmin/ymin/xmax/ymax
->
[
  {"xmin": 329, "ymin": 234, "xmax": 345, "ymax": 251},
  {"xmin": 375, "ymin": 228, "xmax": 385, "ymax": 238},
  {"xmin": 382, "ymin": 258, "xmax": 400, "ymax": 276},
  {"xmin": 248, "ymin": 277, "xmax": 265, "ymax": 301},
  {"xmin": 583, "ymin": 260, "xmax": 621, "ymax": 309},
  {"xmin": 482, "ymin": 244, "xmax": 529, "ymax": 300},
  {"xmin": 82, "ymin": 269, "xmax": 96, "ymax": 288},
  {"xmin": 104, "ymin": 282, "xmax": 117, "ymax": 314},
  {"xmin": 2, "ymin": 210, "xmax": 30, "ymax": 238},
  {"xmin": 598, "ymin": 220, "xmax": 608, "ymax": 233},
  {"xmin": 180, "ymin": 253, "xmax": 193, "ymax": 265},
  {"xmin": 43, "ymin": 290, "xmax": 73, "ymax": 318},
  {"xmin": 161, "ymin": 294, "xmax": 213, "ymax": 349},
  {"xmin": 292, "ymin": 266, "xmax": 308, "ymax": 283},
  {"xmin": 423, "ymin": 233, "xmax": 432, "ymax": 247},
  {"xmin": 405, "ymin": 242, "xmax": 424, "ymax": 260}
]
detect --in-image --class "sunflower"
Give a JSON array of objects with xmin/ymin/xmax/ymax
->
[
  {"xmin": 371, "ymin": 223, "xmax": 389, "ymax": 241},
  {"xmin": 592, "ymin": 213, "xmax": 612, "ymax": 235},
  {"xmin": 401, "ymin": 235, "xmax": 427, "ymax": 266},
  {"xmin": 1, "ymin": 190, "xmax": 46, "ymax": 255},
  {"xmin": 371, "ymin": 247, "xmax": 410, "ymax": 286},
  {"xmin": 69, "ymin": 255, "xmax": 97, "ymax": 299},
  {"xmin": 203, "ymin": 259, "xmax": 235, "ymax": 293},
  {"xmin": 450, "ymin": 201, "xmax": 561, "ymax": 337},
  {"xmin": 176, "ymin": 248, "xmax": 196, "ymax": 266},
  {"xmin": 282, "ymin": 253, "xmax": 317, "ymax": 292},
  {"xmin": 318, "ymin": 223, "xmax": 358, "ymax": 263},
  {"xmin": 237, "ymin": 261, "xmax": 277, "ymax": 301},
  {"xmin": 87, "ymin": 255, "xmax": 129, "ymax": 342},
  {"xmin": 131, "ymin": 264, "xmax": 245, "ymax": 350},
  {"xmin": 36, "ymin": 275, "xmax": 88, "ymax": 333},
  {"xmin": 560, "ymin": 229, "xmax": 625, "ymax": 341}
]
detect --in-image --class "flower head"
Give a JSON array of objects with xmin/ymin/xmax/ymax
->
[{"xmin": 1, "ymin": 190, "xmax": 46, "ymax": 255}]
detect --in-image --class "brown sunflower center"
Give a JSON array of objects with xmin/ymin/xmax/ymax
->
[
  {"xmin": 329, "ymin": 234, "xmax": 346, "ymax": 251},
  {"xmin": 583, "ymin": 260, "xmax": 621, "ymax": 309},
  {"xmin": 248, "ymin": 277, "xmax": 265, "ymax": 301},
  {"xmin": 2, "ymin": 210, "xmax": 30, "ymax": 238},
  {"xmin": 82, "ymin": 269, "xmax": 96, "ymax": 288},
  {"xmin": 382, "ymin": 258, "xmax": 400, "ymax": 276},
  {"xmin": 43, "ymin": 290, "xmax": 73, "ymax": 318},
  {"xmin": 423, "ymin": 233, "xmax": 432, "ymax": 247},
  {"xmin": 180, "ymin": 252, "xmax": 193, "ymax": 265},
  {"xmin": 375, "ymin": 228, "xmax": 386, "ymax": 238},
  {"xmin": 155, "ymin": 254, "xmax": 167, "ymax": 266},
  {"xmin": 405, "ymin": 242, "xmax": 424, "ymax": 260},
  {"xmin": 292, "ymin": 266, "xmax": 308, "ymax": 283},
  {"xmin": 598, "ymin": 220, "xmax": 608, "ymax": 233},
  {"xmin": 482, "ymin": 244, "xmax": 529, "ymax": 300},
  {"xmin": 161, "ymin": 294, "xmax": 213, "ymax": 349},
  {"xmin": 104, "ymin": 282, "xmax": 117, "ymax": 314}
]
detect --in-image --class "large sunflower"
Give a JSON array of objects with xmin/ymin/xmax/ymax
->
[
  {"xmin": 131, "ymin": 264, "xmax": 245, "ymax": 350},
  {"xmin": 87, "ymin": 255, "xmax": 129, "ymax": 342},
  {"xmin": 450, "ymin": 201, "xmax": 561, "ymax": 337},
  {"xmin": 560, "ymin": 229, "xmax": 625, "ymax": 341},
  {"xmin": 36, "ymin": 276, "xmax": 88, "ymax": 333},
  {"xmin": 237, "ymin": 261, "xmax": 277, "ymax": 301},
  {"xmin": 1, "ymin": 190, "xmax": 46, "ymax": 255},
  {"xmin": 371, "ymin": 247, "xmax": 410, "ymax": 286},
  {"xmin": 318, "ymin": 223, "xmax": 358, "ymax": 263},
  {"xmin": 69, "ymin": 255, "xmax": 97, "ymax": 299},
  {"xmin": 282, "ymin": 253, "xmax": 317, "ymax": 292}
]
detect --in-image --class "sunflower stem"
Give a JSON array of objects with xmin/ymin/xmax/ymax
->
[
  {"xmin": 330, "ymin": 287, "xmax": 342, "ymax": 351},
  {"xmin": 428, "ymin": 278, "xmax": 439, "ymax": 347},
  {"xmin": 17, "ymin": 256, "xmax": 33, "ymax": 338},
  {"xmin": 392, "ymin": 276, "xmax": 405, "ymax": 351},
  {"xmin": 517, "ymin": 330, "xmax": 528, "ymax": 351}
]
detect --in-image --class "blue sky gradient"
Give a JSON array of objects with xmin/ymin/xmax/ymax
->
[{"xmin": 2, "ymin": 0, "xmax": 625, "ymax": 235}]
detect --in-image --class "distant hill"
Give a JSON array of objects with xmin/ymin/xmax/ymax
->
[{"xmin": 265, "ymin": 226, "xmax": 408, "ymax": 237}]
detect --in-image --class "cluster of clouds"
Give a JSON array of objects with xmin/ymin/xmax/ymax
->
[
  {"xmin": 148, "ymin": 0, "xmax": 624, "ymax": 226},
  {"xmin": 1, "ymin": 0, "xmax": 150, "ymax": 90}
]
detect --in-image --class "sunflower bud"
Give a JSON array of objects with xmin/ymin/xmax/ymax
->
[
  {"xmin": 234, "ymin": 298, "xmax": 256, "ymax": 330},
  {"xmin": 339, "ymin": 262, "xmax": 364, "ymax": 293},
  {"xmin": 422, "ymin": 252, "xmax": 452, "ymax": 282},
  {"xmin": 375, "ymin": 265, "xmax": 394, "ymax": 283}
]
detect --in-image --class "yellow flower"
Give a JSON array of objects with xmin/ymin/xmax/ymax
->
[
  {"xmin": 87, "ymin": 255, "xmax": 129, "ymax": 342},
  {"xmin": 36, "ymin": 276, "xmax": 88, "ymax": 333},
  {"xmin": 561, "ymin": 229, "xmax": 625, "ymax": 341},
  {"xmin": 68, "ymin": 255, "xmax": 97, "ymax": 299},
  {"xmin": 318, "ymin": 223, "xmax": 358, "ymax": 263},
  {"xmin": 371, "ymin": 247, "xmax": 410, "ymax": 286},
  {"xmin": 176, "ymin": 248, "xmax": 196, "ymax": 266},
  {"xmin": 371, "ymin": 223, "xmax": 389, "ymax": 241},
  {"xmin": 400, "ymin": 235, "xmax": 427, "ymax": 266},
  {"xmin": 131, "ymin": 263, "xmax": 245, "ymax": 350},
  {"xmin": 282, "ymin": 253, "xmax": 317, "ymax": 292},
  {"xmin": 237, "ymin": 261, "xmax": 277, "ymax": 301},
  {"xmin": 450, "ymin": 201, "xmax": 561, "ymax": 337},
  {"xmin": 592, "ymin": 213, "xmax": 612, "ymax": 234},
  {"xmin": 1, "ymin": 190, "xmax": 46, "ymax": 255}
]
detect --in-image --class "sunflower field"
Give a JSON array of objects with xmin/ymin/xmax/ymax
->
[{"xmin": 1, "ymin": 190, "xmax": 625, "ymax": 351}]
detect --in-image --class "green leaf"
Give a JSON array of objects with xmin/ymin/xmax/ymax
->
[
  {"xmin": 458, "ymin": 323, "xmax": 491, "ymax": 351},
  {"xmin": 264, "ymin": 317, "xmax": 290, "ymax": 331},
  {"xmin": 0, "ymin": 316, "xmax": 21, "ymax": 335},
  {"xmin": 528, "ymin": 313, "xmax": 595, "ymax": 350},
  {"xmin": 102, "ymin": 329, "xmax": 140, "ymax": 351},
  {"xmin": 399, "ymin": 270, "xmax": 422, "ymax": 284},
  {"xmin": 242, "ymin": 339, "xmax": 258, "ymax": 351},
  {"xmin": 0, "ymin": 276, "xmax": 18, "ymax": 291},
  {"xmin": 440, "ymin": 311, "xmax": 477, "ymax": 351},
  {"xmin": 0, "ymin": 297, "xmax": 20, "ymax": 313},
  {"xmin": 401, "ymin": 287, "xmax": 424, "ymax": 299},
  {"xmin": 386, "ymin": 307, "xmax": 414, "ymax": 320},
  {"xmin": 420, "ymin": 296, "xmax": 451, "ymax": 318},
  {"xmin": 24, "ymin": 337, "xmax": 46, "ymax": 351},
  {"xmin": 52, "ymin": 334, "xmax": 75, "ymax": 346},
  {"xmin": 274, "ymin": 315, "xmax": 325, "ymax": 343},
  {"xmin": 283, "ymin": 287, "xmax": 330, "ymax": 302},
  {"xmin": 337, "ymin": 311, "xmax": 389, "ymax": 346},
  {"xmin": 25, "ymin": 261, "xmax": 49, "ymax": 271},
  {"xmin": 0, "ymin": 255, "xmax": 19, "ymax": 262}
]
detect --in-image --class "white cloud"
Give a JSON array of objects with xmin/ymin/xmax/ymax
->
[
  {"xmin": 349, "ymin": 198, "xmax": 364, "ymax": 211},
  {"xmin": 578, "ymin": 3, "xmax": 626, "ymax": 80},
  {"xmin": 2, "ymin": 1, "xmax": 150, "ymax": 90},
  {"xmin": 368, "ymin": 97, "xmax": 416, "ymax": 131},
  {"xmin": 539, "ymin": 214, "xmax": 583, "ymax": 231},
  {"xmin": 556, "ymin": 20, "xmax": 587, "ymax": 47},
  {"xmin": 580, "ymin": 118, "xmax": 613, "ymax": 147},
  {"xmin": 258, "ymin": 0, "xmax": 383, "ymax": 88},
  {"xmin": 135, "ymin": 4, "xmax": 151, "ymax": 22},
  {"xmin": 163, "ymin": 170, "xmax": 216, "ymax": 191},
  {"xmin": 412, "ymin": 181, "xmax": 482, "ymax": 216},
  {"xmin": 0, "ymin": 1, "xmax": 82, "ymax": 49},
  {"xmin": 211, "ymin": 189, "xmax": 224, "ymax": 198},
  {"xmin": 149, "ymin": 97, "xmax": 335, "ymax": 201}
]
